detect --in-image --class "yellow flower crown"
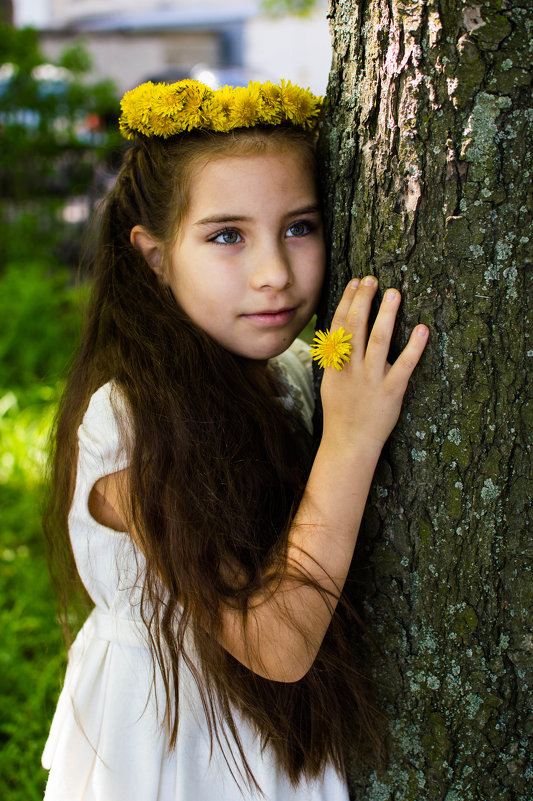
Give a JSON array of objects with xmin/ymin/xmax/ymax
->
[{"xmin": 119, "ymin": 79, "xmax": 323, "ymax": 140}]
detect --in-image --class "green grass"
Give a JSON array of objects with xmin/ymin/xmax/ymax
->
[
  {"xmin": 0, "ymin": 391, "xmax": 66, "ymax": 799},
  {"xmin": 0, "ymin": 261, "xmax": 79, "ymax": 800}
]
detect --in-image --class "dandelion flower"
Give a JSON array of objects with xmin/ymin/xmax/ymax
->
[
  {"xmin": 228, "ymin": 84, "xmax": 263, "ymax": 128},
  {"xmin": 279, "ymin": 79, "xmax": 306, "ymax": 121},
  {"xmin": 146, "ymin": 111, "xmax": 180, "ymax": 138},
  {"xmin": 293, "ymin": 92, "xmax": 323, "ymax": 129},
  {"xmin": 214, "ymin": 85, "xmax": 235, "ymax": 118},
  {"xmin": 201, "ymin": 97, "xmax": 227, "ymax": 131},
  {"xmin": 118, "ymin": 79, "xmax": 323, "ymax": 139},
  {"xmin": 257, "ymin": 81, "xmax": 282, "ymax": 125},
  {"xmin": 120, "ymin": 82, "xmax": 155, "ymax": 131},
  {"xmin": 310, "ymin": 327, "xmax": 353, "ymax": 371}
]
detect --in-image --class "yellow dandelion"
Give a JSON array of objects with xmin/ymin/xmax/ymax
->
[
  {"xmin": 227, "ymin": 84, "xmax": 263, "ymax": 129},
  {"xmin": 291, "ymin": 91, "xmax": 323, "ymax": 128},
  {"xmin": 118, "ymin": 78, "xmax": 323, "ymax": 139},
  {"xmin": 310, "ymin": 327, "xmax": 353, "ymax": 371},
  {"xmin": 146, "ymin": 111, "xmax": 180, "ymax": 138},
  {"xmin": 256, "ymin": 81, "xmax": 282, "ymax": 125},
  {"xmin": 150, "ymin": 84, "xmax": 185, "ymax": 119},
  {"xmin": 259, "ymin": 80, "xmax": 281, "ymax": 106},
  {"xmin": 210, "ymin": 87, "xmax": 234, "ymax": 132},
  {"xmin": 180, "ymin": 81, "xmax": 210, "ymax": 112},
  {"xmin": 118, "ymin": 123, "xmax": 136, "ymax": 140},
  {"xmin": 201, "ymin": 97, "xmax": 228, "ymax": 132},
  {"xmin": 241, "ymin": 81, "xmax": 281, "ymax": 125},
  {"xmin": 178, "ymin": 84, "xmax": 210, "ymax": 131},
  {"xmin": 120, "ymin": 82, "xmax": 155, "ymax": 131},
  {"xmin": 118, "ymin": 115, "xmax": 138, "ymax": 139},
  {"xmin": 177, "ymin": 79, "xmax": 210, "ymax": 101},
  {"xmin": 279, "ymin": 79, "xmax": 304, "ymax": 121},
  {"xmin": 214, "ymin": 85, "xmax": 235, "ymax": 116}
]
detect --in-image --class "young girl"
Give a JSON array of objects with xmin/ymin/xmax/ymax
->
[{"xmin": 42, "ymin": 79, "xmax": 428, "ymax": 800}]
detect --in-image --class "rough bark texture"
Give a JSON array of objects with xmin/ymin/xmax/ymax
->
[{"xmin": 318, "ymin": 1, "xmax": 532, "ymax": 798}]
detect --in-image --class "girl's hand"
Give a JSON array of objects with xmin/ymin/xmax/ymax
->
[{"xmin": 320, "ymin": 276, "xmax": 429, "ymax": 454}]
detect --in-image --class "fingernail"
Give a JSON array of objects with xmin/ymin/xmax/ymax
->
[
  {"xmin": 417, "ymin": 325, "xmax": 429, "ymax": 338},
  {"xmin": 384, "ymin": 289, "xmax": 397, "ymax": 302},
  {"xmin": 363, "ymin": 276, "xmax": 376, "ymax": 286},
  {"xmin": 351, "ymin": 278, "xmax": 360, "ymax": 289}
]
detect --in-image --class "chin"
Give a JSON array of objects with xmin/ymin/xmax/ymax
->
[
  {"xmin": 261, "ymin": 338, "xmax": 297, "ymax": 360},
  {"xmin": 237, "ymin": 342, "xmax": 294, "ymax": 363}
]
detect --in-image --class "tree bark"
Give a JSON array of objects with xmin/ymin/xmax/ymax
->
[{"xmin": 319, "ymin": 0, "xmax": 532, "ymax": 798}]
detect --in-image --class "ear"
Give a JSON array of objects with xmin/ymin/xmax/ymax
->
[{"xmin": 130, "ymin": 225, "xmax": 163, "ymax": 276}]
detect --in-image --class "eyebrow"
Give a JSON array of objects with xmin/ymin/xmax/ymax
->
[{"xmin": 194, "ymin": 204, "xmax": 322, "ymax": 227}]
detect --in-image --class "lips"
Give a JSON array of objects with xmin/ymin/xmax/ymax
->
[{"xmin": 242, "ymin": 307, "xmax": 297, "ymax": 326}]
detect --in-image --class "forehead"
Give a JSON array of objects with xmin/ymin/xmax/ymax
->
[{"xmin": 187, "ymin": 148, "xmax": 317, "ymax": 212}]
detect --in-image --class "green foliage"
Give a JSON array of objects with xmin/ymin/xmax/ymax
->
[
  {"xmin": 0, "ymin": 25, "xmax": 122, "ymax": 270},
  {"xmin": 0, "ymin": 259, "xmax": 81, "ymax": 799},
  {"xmin": 260, "ymin": 0, "xmax": 319, "ymax": 17},
  {"xmin": 0, "ymin": 261, "xmax": 82, "ymax": 389},
  {"xmin": 0, "ymin": 24, "xmax": 121, "ymax": 203},
  {"xmin": 57, "ymin": 43, "xmax": 93, "ymax": 75},
  {"xmin": 0, "ymin": 479, "xmax": 65, "ymax": 801},
  {"xmin": 0, "ymin": 24, "xmax": 41, "ymax": 72}
]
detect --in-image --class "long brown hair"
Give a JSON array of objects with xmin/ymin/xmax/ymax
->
[{"xmin": 44, "ymin": 126, "xmax": 381, "ymax": 790}]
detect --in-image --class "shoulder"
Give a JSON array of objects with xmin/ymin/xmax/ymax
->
[
  {"xmin": 78, "ymin": 382, "xmax": 131, "ymax": 474},
  {"xmin": 82, "ymin": 381, "xmax": 124, "ymax": 423},
  {"xmin": 272, "ymin": 338, "xmax": 314, "ymax": 433},
  {"xmin": 286, "ymin": 337, "xmax": 313, "ymax": 370}
]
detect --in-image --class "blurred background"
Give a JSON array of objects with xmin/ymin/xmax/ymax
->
[
  {"xmin": 0, "ymin": 2, "xmax": 331, "ymax": 798},
  {"xmin": 13, "ymin": 0, "xmax": 331, "ymax": 93}
]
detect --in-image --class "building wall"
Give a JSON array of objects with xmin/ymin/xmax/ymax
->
[
  {"xmin": 49, "ymin": 0, "xmax": 255, "ymax": 26},
  {"xmin": 245, "ymin": 10, "xmax": 331, "ymax": 93},
  {"xmin": 40, "ymin": 30, "xmax": 222, "ymax": 92},
  {"xmin": 14, "ymin": 0, "xmax": 332, "ymax": 96},
  {"xmin": 14, "ymin": 1, "xmax": 258, "ymax": 28},
  {"xmin": 13, "ymin": 0, "xmax": 50, "ymax": 27}
]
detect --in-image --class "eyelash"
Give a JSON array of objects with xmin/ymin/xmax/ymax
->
[
  {"xmin": 208, "ymin": 228, "xmax": 243, "ymax": 245},
  {"xmin": 208, "ymin": 220, "xmax": 317, "ymax": 246},
  {"xmin": 286, "ymin": 220, "xmax": 316, "ymax": 238}
]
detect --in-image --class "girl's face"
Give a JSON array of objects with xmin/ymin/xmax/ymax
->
[{"xmin": 164, "ymin": 147, "xmax": 325, "ymax": 362}]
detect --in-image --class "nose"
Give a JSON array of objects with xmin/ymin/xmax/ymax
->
[{"xmin": 250, "ymin": 241, "xmax": 293, "ymax": 291}]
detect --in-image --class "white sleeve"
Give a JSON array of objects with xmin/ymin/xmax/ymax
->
[
  {"xmin": 69, "ymin": 382, "xmax": 138, "ymax": 610},
  {"xmin": 77, "ymin": 382, "xmax": 130, "ymax": 481}
]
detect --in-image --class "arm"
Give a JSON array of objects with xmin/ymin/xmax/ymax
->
[
  {"xmin": 90, "ymin": 278, "xmax": 429, "ymax": 681},
  {"xmin": 218, "ymin": 277, "xmax": 429, "ymax": 680}
]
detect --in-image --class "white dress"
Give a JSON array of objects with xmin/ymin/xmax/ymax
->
[{"xmin": 42, "ymin": 341, "xmax": 350, "ymax": 801}]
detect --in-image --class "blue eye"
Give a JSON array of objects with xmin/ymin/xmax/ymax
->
[
  {"xmin": 210, "ymin": 229, "xmax": 242, "ymax": 245},
  {"xmin": 286, "ymin": 221, "xmax": 312, "ymax": 238}
]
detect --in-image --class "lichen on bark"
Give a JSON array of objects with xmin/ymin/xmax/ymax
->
[{"xmin": 319, "ymin": 0, "xmax": 532, "ymax": 798}]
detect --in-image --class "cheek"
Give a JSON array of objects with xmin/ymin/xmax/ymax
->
[
  {"xmin": 164, "ymin": 255, "xmax": 202, "ymax": 304},
  {"xmin": 309, "ymin": 245, "xmax": 326, "ymax": 293}
]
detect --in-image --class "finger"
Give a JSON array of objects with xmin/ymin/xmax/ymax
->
[
  {"xmin": 387, "ymin": 324, "xmax": 429, "ymax": 389},
  {"xmin": 364, "ymin": 288, "xmax": 402, "ymax": 373},
  {"xmin": 330, "ymin": 278, "xmax": 360, "ymax": 331},
  {"xmin": 343, "ymin": 275, "xmax": 379, "ymax": 360}
]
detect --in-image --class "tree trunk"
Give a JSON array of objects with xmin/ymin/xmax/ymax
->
[
  {"xmin": 319, "ymin": 1, "xmax": 532, "ymax": 798},
  {"xmin": 0, "ymin": 0, "xmax": 13, "ymax": 25}
]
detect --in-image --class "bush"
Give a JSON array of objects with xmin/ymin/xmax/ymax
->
[
  {"xmin": 0, "ymin": 258, "xmax": 81, "ymax": 799},
  {"xmin": 0, "ymin": 260, "xmax": 83, "ymax": 390},
  {"xmin": 0, "ymin": 25, "xmax": 121, "ymax": 202},
  {"xmin": 0, "ymin": 25, "xmax": 122, "ymax": 270}
]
